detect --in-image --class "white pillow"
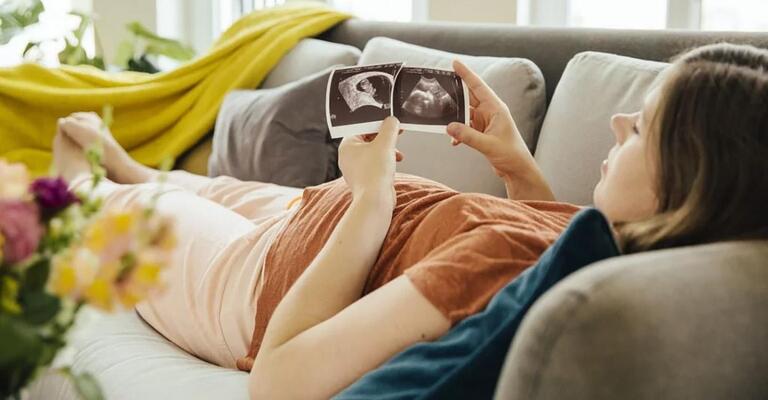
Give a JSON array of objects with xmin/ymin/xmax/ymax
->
[
  {"xmin": 534, "ymin": 52, "xmax": 668, "ymax": 205},
  {"xmin": 261, "ymin": 38, "xmax": 361, "ymax": 88},
  {"xmin": 360, "ymin": 37, "xmax": 547, "ymax": 197}
]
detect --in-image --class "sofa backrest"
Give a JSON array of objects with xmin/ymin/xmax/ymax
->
[
  {"xmin": 495, "ymin": 240, "xmax": 768, "ymax": 399},
  {"xmin": 321, "ymin": 21, "xmax": 768, "ymax": 203},
  {"xmin": 320, "ymin": 20, "xmax": 768, "ymax": 103}
]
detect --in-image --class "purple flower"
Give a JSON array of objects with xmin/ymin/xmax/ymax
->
[
  {"xmin": 30, "ymin": 177, "xmax": 79, "ymax": 214},
  {"xmin": 0, "ymin": 200, "xmax": 43, "ymax": 264}
]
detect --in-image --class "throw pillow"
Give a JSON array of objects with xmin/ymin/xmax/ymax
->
[
  {"xmin": 208, "ymin": 69, "xmax": 340, "ymax": 187},
  {"xmin": 261, "ymin": 38, "xmax": 361, "ymax": 89},
  {"xmin": 534, "ymin": 51, "xmax": 668, "ymax": 205},
  {"xmin": 334, "ymin": 207, "xmax": 620, "ymax": 400},
  {"xmin": 359, "ymin": 37, "xmax": 547, "ymax": 197}
]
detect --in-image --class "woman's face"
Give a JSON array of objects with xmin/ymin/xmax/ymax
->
[{"xmin": 593, "ymin": 86, "xmax": 661, "ymax": 223}]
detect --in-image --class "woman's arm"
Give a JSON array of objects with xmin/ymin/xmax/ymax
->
[
  {"xmin": 446, "ymin": 60, "xmax": 555, "ymax": 201},
  {"xmin": 249, "ymin": 117, "xmax": 451, "ymax": 399}
]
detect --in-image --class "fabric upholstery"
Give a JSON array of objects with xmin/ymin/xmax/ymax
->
[
  {"xmin": 336, "ymin": 208, "xmax": 619, "ymax": 400},
  {"xmin": 534, "ymin": 52, "xmax": 667, "ymax": 205},
  {"xmin": 208, "ymin": 69, "xmax": 340, "ymax": 187},
  {"xmin": 495, "ymin": 240, "xmax": 768, "ymax": 400},
  {"xmin": 359, "ymin": 37, "xmax": 546, "ymax": 196}
]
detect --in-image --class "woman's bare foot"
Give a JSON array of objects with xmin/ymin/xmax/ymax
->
[
  {"xmin": 58, "ymin": 112, "xmax": 158, "ymax": 184},
  {"xmin": 52, "ymin": 130, "xmax": 92, "ymax": 184}
]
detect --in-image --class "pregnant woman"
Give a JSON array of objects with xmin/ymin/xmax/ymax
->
[{"xmin": 51, "ymin": 43, "xmax": 767, "ymax": 399}]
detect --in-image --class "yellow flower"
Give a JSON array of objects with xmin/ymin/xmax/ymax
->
[
  {"xmin": 0, "ymin": 276, "xmax": 21, "ymax": 314},
  {"xmin": 0, "ymin": 159, "xmax": 30, "ymax": 200},
  {"xmin": 84, "ymin": 221, "xmax": 107, "ymax": 252},
  {"xmin": 110, "ymin": 211, "xmax": 136, "ymax": 235},
  {"xmin": 49, "ymin": 259, "xmax": 78, "ymax": 298},
  {"xmin": 49, "ymin": 247, "xmax": 100, "ymax": 300},
  {"xmin": 133, "ymin": 261, "xmax": 162, "ymax": 286},
  {"xmin": 84, "ymin": 277, "xmax": 114, "ymax": 312}
]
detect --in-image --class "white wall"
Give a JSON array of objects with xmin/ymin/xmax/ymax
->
[
  {"xmin": 92, "ymin": 0, "xmax": 157, "ymax": 63},
  {"xmin": 427, "ymin": 0, "xmax": 517, "ymax": 23}
]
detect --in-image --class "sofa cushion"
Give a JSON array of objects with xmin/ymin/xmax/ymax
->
[
  {"xmin": 496, "ymin": 240, "xmax": 768, "ymax": 399},
  {"xmin": 534, "ymin": 51, "xmax": 668, "ymax": 205},
  {"xmin": 208, "ymin": 69, "xmax": 340, "ymax": 187},
  {"xmin": 336, "ymin": 208, "xmax": 619, "ymax": 400},
  {"xmin": 261, "ymin": 38, "xmax": 361, "ymax": 89},
  {"xmin": 359, "ymin": 37, "xmax": 547, "ymax": 197},
  {"xmin": 27, "ymin": 309, "xmax": 248, "ymax": 400}
]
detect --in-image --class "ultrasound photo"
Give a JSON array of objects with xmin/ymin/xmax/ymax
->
[
  {"xmin": 325, "ymin": 63, "xmax": 468, "ymax": 137},
  {"xmin": 326, "ymin": 63, "xmax": 403, "ymax": 138},
  {"xmin": 393, "ymin": 67, "xmax": 468, "ymax": 133}
]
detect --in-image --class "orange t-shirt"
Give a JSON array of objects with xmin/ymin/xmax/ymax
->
[{"xmin": 238, "ymin": 174, "xmax": 580, "ymax": 369}]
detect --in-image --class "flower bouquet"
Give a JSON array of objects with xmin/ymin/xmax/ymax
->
[{"xmin": 0, "ymin": 139, "xmax": 175, "ymax": 398}]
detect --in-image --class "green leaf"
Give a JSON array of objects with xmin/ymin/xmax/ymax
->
[
  {"xmin": 0, "ymin": 0, "xmax": 44, "ymax": 45},
  {"xmin": 71, "ymin": 372, "xmax": 105, "ymax": 400},
  {"xmin": 126, "ymin": 21, "xmax": 195, "ymax": 62},
  {"xmin": 19, "ymin": 291, "xmax": 60, "ymax": 326},
  {"xmin": 21, "ymin": 258, "xmax": 50, "ymax": 293},
  {"xmin": 21, "ymin": 40, "xmax": 38, "ymax": 56},
  {"xmin": 0, "ymin": 315, "xmax": 43, "ymax": 396},
  {"xmin": 69, "ymin": 11, "xmax": 90, "ymax": 43},
  {"xmin": 114, "ymin": 39, "xmax": 135, "ymax": 68},
  {"xmin": 127, "ymin": 55, "xmax": 159, "ymax": 73}
]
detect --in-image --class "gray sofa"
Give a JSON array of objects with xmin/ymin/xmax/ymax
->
[{"xmin": 31, "ymin": 20, "xmax": 768, "ymax": 399}]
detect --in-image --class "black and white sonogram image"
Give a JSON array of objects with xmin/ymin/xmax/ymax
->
[
  {"xmin": 326, "ymin": 63, "xmax": 403, "ymax": 137},
  {"xmin": 393, "ymin": 67, "xmax": 468, "ymax": 130}
]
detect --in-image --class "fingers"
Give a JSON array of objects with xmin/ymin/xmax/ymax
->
[
  {"xmin": 395, "ymin": 149, "xmax": 404, "ymax": 162},
  {"xmin": 452, "ymin": 59, "xmax": 501, "ymax": 106},
  {"xmin": 372, "ymin": 116, "xmax": 400, "ymax": 149},
  {"xmin": 446, "ymin": 122, "xmax": 493, "ymax": 154}
]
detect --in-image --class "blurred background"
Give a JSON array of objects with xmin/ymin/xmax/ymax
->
[{"xmin": 1, "ymin": 0, "xmax": 766, "ymax": 70}]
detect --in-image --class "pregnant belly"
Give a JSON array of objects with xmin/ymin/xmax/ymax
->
[{"xmin": 135, "ymin": 210, "xmax": 294, "ymax": 368}]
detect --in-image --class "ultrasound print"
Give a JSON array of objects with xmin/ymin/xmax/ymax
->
[
  {"xmin": 393, "ymin": 67, "xmax": 466, "ymax": 126},
  {"xmin": 327, "ymin": 63, "xmax": 402, "ymax": 128}
]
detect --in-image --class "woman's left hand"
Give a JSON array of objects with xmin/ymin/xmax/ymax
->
[{"xmin": 338, "ymin": 116, "xmax": 403, "ymax": 205}]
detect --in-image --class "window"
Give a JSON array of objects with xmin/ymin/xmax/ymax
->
[
  {"xmin": 568, "ymin": 0, "xmax": 667, "ymax": 29},
  {"xmin": 329, "ymin": 0, "xmax": 414, "ymax": 22},
  {"xmin": 0, "ymin": 0, "xmax": 94, "ymax": 67},
  {"xmin": 701, "ymin": 0, "xmax": 768, "ymax": 31},
  {"xmin": 521, "ymin": 0, "xmax": 768, "ymax": 31}
]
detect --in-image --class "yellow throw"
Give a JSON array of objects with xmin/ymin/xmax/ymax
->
[{"xmin": 0, "ymin": 4, "xmax": 351, "ymax": 176}]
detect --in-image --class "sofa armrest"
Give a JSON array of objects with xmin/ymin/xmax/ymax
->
[{"xmin": 495, "ymin": 241, "xmax": 768, "ymax": 400}]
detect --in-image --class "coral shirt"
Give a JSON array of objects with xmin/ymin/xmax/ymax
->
[{"xmin": 238, "ymin": 174, "xmax": 580, "ymax": 370}]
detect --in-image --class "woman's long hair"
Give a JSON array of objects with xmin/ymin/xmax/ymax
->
[{"xmin": 618, "ymin": 43, "xmax": 768, "ymax": 253}]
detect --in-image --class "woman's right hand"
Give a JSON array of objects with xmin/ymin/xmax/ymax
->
[
  {"xmin": 448, "ymin": 60, "xmax": 554, "ymax": 200},
  {"xmin": 447, "ymin": 60, "xmax": 537, "ymax": 179}
]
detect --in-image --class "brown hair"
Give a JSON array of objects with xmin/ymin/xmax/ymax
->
[{"xmin": 619, "ymin": 43, "xmax": 768, "ymax": 253}]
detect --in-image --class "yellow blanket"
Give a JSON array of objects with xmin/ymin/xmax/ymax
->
[{"xmin": 0, "ymin": 4, "xmax": 350, "ymax": 175}]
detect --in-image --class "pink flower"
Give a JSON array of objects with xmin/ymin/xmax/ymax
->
[{"xmin": 0, "ymin": 200, "xmax": 43, "ymax": 264}]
